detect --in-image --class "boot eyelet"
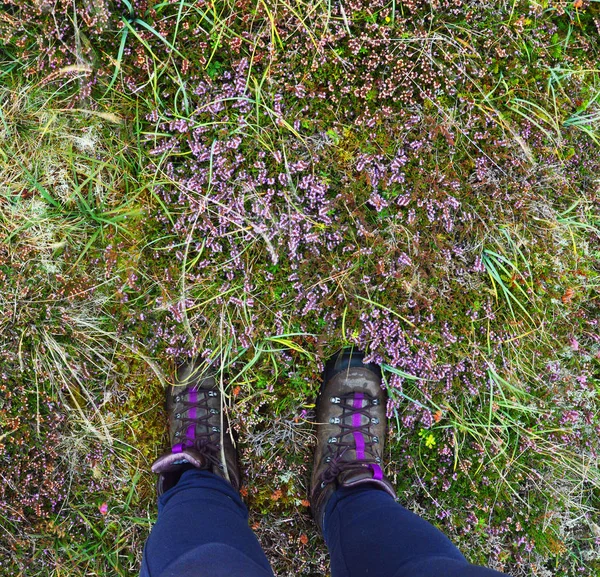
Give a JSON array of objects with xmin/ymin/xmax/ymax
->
[
  {"xmin": 325, "ymin": 456, "xmax": 331, "ymax": 463},
  {"xmin": 330, "ymin": 397, "xmax": 340, "ymax": 404},
  {"xmin": 210, "ymin": 409, "xmax": 219, "ymax": 415},
  {"xmin": 212, "ymin": 426, "xmax": 221, "ymax": 433},
  {"xmin": 373, "ymin": 436, "xmax": 379, "ymax": 444},
  {"xmin": 320, "ymin": 481, "xmax": 327, "ymax": 488},
  {"xmin": 175, "ymin": 431, "xmax": 181, "ymax": 437},
  {"xmin": 175, "ymin": 413, "xmax": 181, "ymax": 419},
  {"xmin": 371, "ymin": 417, "xmax": 379, "ymax": 424},
  {"xmin": 175, "ymin": 395, "xmax": 181, "ymax": 402},
  {"xmin": 328, "ymin": 437, "xmax": 337, "ymax": 444},
  {"xmin": 372, "ymin": 399, "xmax": 380, "ymax": 406},
  {"xmin": 375, "ymin": 457, "xmax": 381, "ymax": 463},
  {"xmin": 329, "ymin": 417, "xmax": 341, "ymax": 424},
  {"xmin": 208, "ymin": 391, "xmax": 218, "ymax": 397}
]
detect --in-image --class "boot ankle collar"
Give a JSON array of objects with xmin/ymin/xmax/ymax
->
[
  {"xmin": 338, "ymin": 466, "xmax": 396, "ymax": 499},
  {"xmin": 151, "ymin": 448, "xmax": 206, "ymax": 473},
  {"xmin": 311, "ymin": 464, "xmax": 396, "ymax": 532}
]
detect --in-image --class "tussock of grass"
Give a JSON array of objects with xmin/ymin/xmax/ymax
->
[{"xmin": 0, "ymin": 83, "xmax": 158, "ymax": 575}]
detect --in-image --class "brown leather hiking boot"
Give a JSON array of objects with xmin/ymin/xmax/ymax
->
[
  {"xmin": 151, "ymin": 359, "xmax": 240, "ymax": 495},
  {"xmin": 310, "ymin": 349, "xmax": 396, "ymax": 530}
]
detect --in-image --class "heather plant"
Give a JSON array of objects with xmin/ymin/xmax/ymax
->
[{"xmin": 1, "ymin": 1, "xmax": 599, "ymax": 576}]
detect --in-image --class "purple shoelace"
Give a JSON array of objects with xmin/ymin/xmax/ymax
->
[
  {"xmin": 171, "ymin": 389, "xmax": 221, "ymax": 465},
  {"xmin": 321, "ymin": 391, "xmax": 384, "ymax": 485}
]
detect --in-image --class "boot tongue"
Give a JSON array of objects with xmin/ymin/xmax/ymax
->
[
  {"xmin": 337, "ymin": 464, "xmax": 397, "ymax": 499},
  {"xmin": 338, "ymin": 464, "xmax": 380, "ymax": 485},
  {"xmin": 151, "ymin": 448, "xmax": 206, "ymax": 473}
]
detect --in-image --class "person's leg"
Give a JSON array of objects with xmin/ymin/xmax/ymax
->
[
  {"xmin": 310, "ymin": 349, "xmax": 506, "ymax": 577},
  {"xmin": 140, "ymin": 469, "xmax": 274, "ymax": 577},
  {"xmin": 140, "ymin": 359, "xmax": 274, "ymax": 577},
  {"xmin": 323, "ymin": 485, "xmax": 507, "ymax": 577}
]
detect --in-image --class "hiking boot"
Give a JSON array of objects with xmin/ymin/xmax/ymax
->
[
  {"xmin": 310, "ymin": 348, "xmax": 396, "ymax": 530},
  {"xmin": 151, "ymin": 359, "xmax": 240, "ymax": 495}
]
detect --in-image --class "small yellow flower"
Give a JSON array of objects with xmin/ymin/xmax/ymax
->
[
  {"xmin": 418, "ymin": 429, "xmax": 437, "ymax": 449},
  {"xmin": 425, "ymin": 433, "xmax": 436, "ymax": 449}
]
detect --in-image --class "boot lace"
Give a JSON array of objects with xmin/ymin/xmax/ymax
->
[
  {"xmin": 320, "ymin": 391, "xmax": 382, "ymax": 486},
  {"xmin": 171, "ymin": 389, "xmax": 222, "ymax": 467}
]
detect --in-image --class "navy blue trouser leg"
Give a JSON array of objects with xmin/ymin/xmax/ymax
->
[
  {"xmin": 140, "ymin": 471, "xmax": 506, "ymax": 577},
  {"xmin": 139, "ymin": 469, "xmax": 274, "ymax": 577},
  {"xmin": 323, "ymin": 485, "xmax": 507, "ymax": 577}
]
